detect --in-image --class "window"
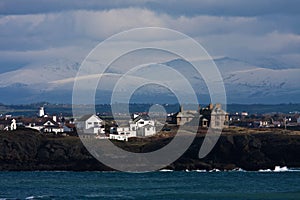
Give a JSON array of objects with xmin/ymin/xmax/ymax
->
[{"xmin": 88, "ymin": 122, "xmax": 92, "ymax": 125}]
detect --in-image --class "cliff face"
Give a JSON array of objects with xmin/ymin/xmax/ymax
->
[
  {"xmin": 0, "ymin": 130, "xmax": 111, "ymax": 171},
  {"xmin": 0, "ymin": 129, "xmax": 300, "ymax": 171},
  {"xmin": 172, "ymin": 133, "xmax": 300, "ymax": 171}
]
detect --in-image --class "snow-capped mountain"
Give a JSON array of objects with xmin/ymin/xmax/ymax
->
[
  {"xmin": 213, "ymin": 57, "xmax": 300, "ymax": 103},
  {"xmin": 0, "ymin": 57, "xmax": 299, "ymax": 104},
  {"xmin": 0, "ymin": 58, "xmax": 80, "ymax": 88}
]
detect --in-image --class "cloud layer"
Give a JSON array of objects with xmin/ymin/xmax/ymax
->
[
  {"xmin": 1, "ymin": 0, "xmax": 300, "ymax": 17},
  {"xmin": 0, "ymin": 1, "xmax": 299, "ymax": 70}
]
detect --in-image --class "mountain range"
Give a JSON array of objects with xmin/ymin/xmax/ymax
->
[{"xmin": 0, "ymin": 57, "xmax": 299, "ymax": 104}]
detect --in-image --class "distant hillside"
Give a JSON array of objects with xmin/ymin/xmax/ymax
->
[{"xmin": 1, "ymin": 103, "xmax": 300, "ymax": 117}]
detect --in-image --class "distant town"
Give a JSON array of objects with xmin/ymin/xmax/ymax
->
[{"xmin": 1, "ymin": 103, "xmax": 300, "ymax": 142}]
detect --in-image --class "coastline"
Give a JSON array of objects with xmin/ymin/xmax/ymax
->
[{"xmin": 0, "ymin": 128, "xmax": 300, "ymax": 171}]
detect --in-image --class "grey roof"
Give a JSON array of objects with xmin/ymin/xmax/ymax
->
[
  {"xmin": 78, "ymin": 114, "xmax": 101, "ymax": 121},
  {"xmin": 133, "ymin": 114, "xmax": 150, "ymax": 123},
  {"xmin": 176, "ymin": 111, "xmax": 195, "ymax": 118}
]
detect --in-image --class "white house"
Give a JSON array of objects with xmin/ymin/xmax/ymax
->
[
  {"xmin": 109, "ymin": 114, "xmax": 157, "ymax": 141},
  {"xmin": 109, "ymin": 133, "xmax": 128, "ymax": 141},
  {"xmin": 42, "ymin": 119, "xmax": 64, "ymax": 134},
  {"xmin": 25, "ymin": 117, "xmax": 64, "ymax": 134},
  {"xmin": 116, "ymin": 126, "xmax": 136, "ymax": 137},
  {"xmin": 77, "ymin": 114, "xmax": 105, "ymax": 134},
  {"xmin": 210, "ymin": 107, "xmax": 228, "ymax": 129},
  {"xmin": 130, "ymin": 114, "xmax": 156, "ymax": 136},
  {"xmin": 3, "ymin": 119, "xmax": 17, "ymax": 131},
  {"xmin": 136, "ymin": 124, "xmax": 156, "ymax": 137}
]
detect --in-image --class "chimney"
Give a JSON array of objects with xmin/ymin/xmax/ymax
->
[{"xmin": 53, "ymin": 116, "xmax": 57, "ymax": 122}]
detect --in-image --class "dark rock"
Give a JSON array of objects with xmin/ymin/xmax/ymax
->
[{"xmin": 0, "ymin": 129, "xmax": 300, "ymax": 171}]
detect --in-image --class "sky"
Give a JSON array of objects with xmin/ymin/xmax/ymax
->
[{"xmin": 1, "ymin": 0, "xmax": 300, "ymax": 72}]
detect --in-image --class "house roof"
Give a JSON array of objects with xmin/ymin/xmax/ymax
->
[
  {"xmin": 17, "ymin": 117, "xmax": 58, "ymax": 126},
  {"xmin": 211, "ymin": 108, "xmax": 227, "ymax": 115},
  {"xmin": 44, "ymin": 125, "xmax": 62, "ymax": 128},
  {"xmin": 78, "ymin": 114, "xmax": 102, "ymax": 122},
  {"xmin": 177, "ymin": 111, "xmax": 195, "ymax": 118},
  {"xmin": 133, "ymin": 114, "xmax": 150, "ymax": 123}
]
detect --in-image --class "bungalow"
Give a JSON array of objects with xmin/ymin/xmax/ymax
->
[
  {"xmin": 136, "ymin": 124, "xmax": 156, "ymax": 137},
  {"xmin": 42, "ymin": 118, "xmax": 63, "ymax": 134},
  {"xmin": 24, "ymin": 117, "xmax": 63, "ymax": 134},
  {"xmin": 109, "ymin": 113, "xmax": 157, "ymax": 141},
  {"xmin": 76, "ymin": 114, "xmax": 105, "ymax": 135},
  {"xmin": 130, "ymin": 114, "xmax": 156, "ymax": 136},
  {"xmin": 116, "ymin": 126, "xmax": 136, "ymax": 137}
]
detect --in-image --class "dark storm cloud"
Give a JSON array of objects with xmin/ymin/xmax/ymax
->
[
  {"xmin": 0, "ymin": 0, "xmax": 143, "ymax": 15},
  {"xmin": 145, "ymin": 0, "xmax": 300, "ymax": 17},
  {"xmin": 1, "ymin": 0, "xmax": 300, "ymax": 17}
]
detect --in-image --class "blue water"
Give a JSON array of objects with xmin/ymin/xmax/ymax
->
[{"xmin": 0, "ymin": 171, "xmax": 300, "ymax": 200}]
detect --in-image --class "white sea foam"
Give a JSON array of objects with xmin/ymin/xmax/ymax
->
[
  {"xmin": 209, "ymin": 169, "xmax": 221, "ymax": 172},
  {"xmin": 274, "ymin": 166, "xmax": 288, "ymax": 172},
  {"xmin": 231, "ymin": 168, "xmax": 245, "ymax": 172},
  {"xmin": 159, "ymin": 169, "xmax": 173, "ymax": 172},
  {"xmin": 258, "ymin": 166, "xmax": 297, "ymax": 172},
  {"xmin": 25, "ymin": 195, "xmax": 50, "ymax": 199},
  {"xmin": 158, "ymin": 166, "xmax": 300, "ymax": 173},
  {"xmin": 258, "ymin": 169, "xmax": 272, "ymax": 172},
  {"xmin": 194, "ymin": 169, "xmax": 207, "ymax": 172}
]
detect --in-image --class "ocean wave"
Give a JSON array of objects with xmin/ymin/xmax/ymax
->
[
  {"xmin": 159, "ymin": 169, "xmax": 174, "ymax": 172},
  {"xmin": 25, "ymin": 195, "xmax": 52, "ymax": 199},
  {"xmin": 257, "ymin": 166, "xmax": 289, "ymax": 172},
  {"xmin": 258, "ymin": 166, "xmax": 295, "ymax": 172},
  {"xmin": 194, "ymin": 169, "xmax": 207, "ymax": 172},
  {"xmin": 175, "ymin": 166, "xmax": 300, "ymax": 173}
]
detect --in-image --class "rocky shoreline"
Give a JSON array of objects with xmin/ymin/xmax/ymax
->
[{"xmin": 0, "ymin": 128, "xmax": 300, "ymax": 171}]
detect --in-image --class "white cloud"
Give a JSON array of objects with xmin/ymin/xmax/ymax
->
[
  {"xmin": 0, "ymin": 7, "xmax": 300, "ymax": 69},
  {"xmin": 72, "ymin": 8, "xmax": 166, "ymax": 39}
]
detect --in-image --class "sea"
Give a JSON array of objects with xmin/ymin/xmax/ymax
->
[{"xmin": 0, "ymin": 169, "xmax": 300, "ymax": 200}]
